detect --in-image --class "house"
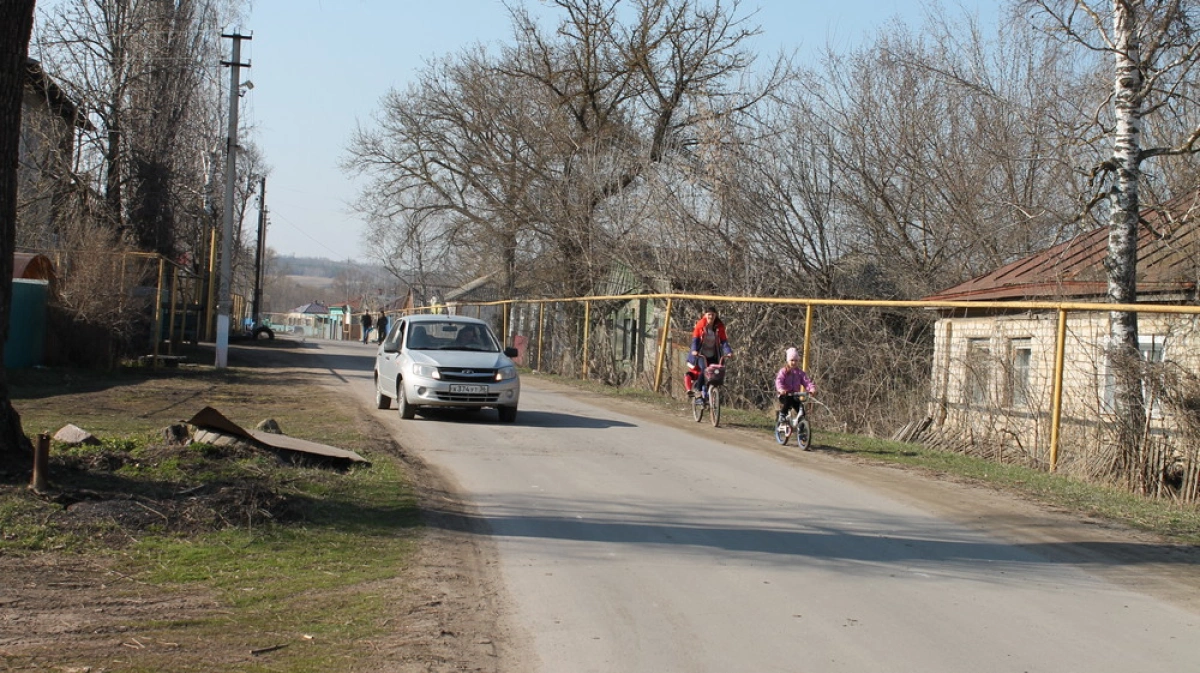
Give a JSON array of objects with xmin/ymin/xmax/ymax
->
[
  {"xmin": 589, "ymin": 260, "xmax": 673, "ymax": 385},
  {"xmin": 921, "ymin": 191, "xmax": 1200, "ymax": 496},
  {"xmin": 282, "ymin": 301, "xmax": 331, "ymax": 337},
  {"xmin": 18, "ymin": 58, "xmax": 92, "ymax": 249},
  {"xmin": 443, "ymin": 272, "xmax": 502, "ymax": 320}
]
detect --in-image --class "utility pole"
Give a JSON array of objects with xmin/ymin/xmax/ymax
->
[
  {"xmin": 216, "ymin": 31, "xmax": 251, "ymax": 368},
  {"xmin": 252, "ymin": 176, "xmax": 266, "ymax": 324}
]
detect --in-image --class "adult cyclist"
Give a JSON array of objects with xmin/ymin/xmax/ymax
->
[{"xmin": 685, "ymin": 306, "xmax": 733, "ymax": 398}]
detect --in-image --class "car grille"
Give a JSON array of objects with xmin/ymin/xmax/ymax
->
[{"xmin": 439, "ymin": 368, "xmax": 497, "ymax": 383}]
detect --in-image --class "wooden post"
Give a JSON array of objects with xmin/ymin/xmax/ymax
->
[{"xmin": 30, "ymin": 433, "xmax": 49, "ymax": 491}]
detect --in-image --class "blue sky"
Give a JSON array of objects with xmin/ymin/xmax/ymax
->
[{"xmin": 241, "ymin": 0, "xmax": 988, "ymax": 260}]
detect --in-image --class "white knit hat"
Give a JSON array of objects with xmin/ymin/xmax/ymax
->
[{"xmin": 785, "ymin": 347, "xmax": 798, "ymax": 361}]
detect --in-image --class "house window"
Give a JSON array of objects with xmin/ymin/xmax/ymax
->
[
  {"xmin": 1102, "ymin": 334, "xmax": 1165, "ymax": 416},
  {"xmin": 1007, "ymin": 338, "xmax": 1033, "ymax": 408},
  {"xmin": 964, "ymin": 338, "xmax": 991, "ymax": 405}
]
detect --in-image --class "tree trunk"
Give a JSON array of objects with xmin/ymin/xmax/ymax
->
[
  {"xmin": 1107, "ymin": 0, "xmax": 1146, "ymax": 478},
  {"xmin": 0, "ymin": 0, "xmax": 36, "ymax": 461}
]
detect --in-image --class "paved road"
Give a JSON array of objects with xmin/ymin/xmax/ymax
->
[{"xmin": 316, "ymin": 339, "xmax": 1199, "ymax": 673}]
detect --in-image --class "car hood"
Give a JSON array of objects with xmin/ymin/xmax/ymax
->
[{"xmin": 409, "ymin": 350, "xmax": 515, "ymax": 370}]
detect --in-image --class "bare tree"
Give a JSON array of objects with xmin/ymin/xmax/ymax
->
[
  {"xmin": 347, "ymin": 0, "xmax": 787, "ymax": 302},
  {"xmin": 798, "ymin": 10, "xmax": 1088, "ymax": 299},
  {"xmin": 0, "ymin": 0, "xmax": 37, "ymax": 458},
  {"xmin": 35, "ymin": 0, "xmax": 244, "ymax": 260}
]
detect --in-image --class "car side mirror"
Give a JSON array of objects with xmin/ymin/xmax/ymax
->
[
  {"xmin": 382, "ymin": 342, "xmax": 399, "ymax": 354},
  {"xmin": 504, "ymin": 347, "xmax": 519, "ymax": 358}
]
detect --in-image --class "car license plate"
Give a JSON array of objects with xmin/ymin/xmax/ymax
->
[{"xmin": 450, "ymin": 384, "xmax": 486, "ymax": 394}]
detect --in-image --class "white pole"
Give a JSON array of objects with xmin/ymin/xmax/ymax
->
[{"xmin": 216, "ymin": 33, "xmax": 250, "ymax": 367}]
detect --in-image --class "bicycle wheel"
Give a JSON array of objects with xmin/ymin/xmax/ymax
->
[
  {"xmin": 795, "ymin": 418, "xmax": 812, "ymax": 450},
  {"xmin": 709, "ymin": 386, "xmax": 721, "ymax": 427},
  {"xmin": 691, "ymin": 391, "xmax": 705, "ymax": 422},
  {"xmin": 774, "ymin": 411, "xmax": 790, "ymax": 445}
]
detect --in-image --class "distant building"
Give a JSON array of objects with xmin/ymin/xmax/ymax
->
[{"xmin": 282, "ymin": 301, "xmax": 331, "ymax": 337}]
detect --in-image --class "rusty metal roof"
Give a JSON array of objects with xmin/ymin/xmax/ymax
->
[{"xmin": 923, "ymin": 191, "xmax": 1200, "ymax": 302}]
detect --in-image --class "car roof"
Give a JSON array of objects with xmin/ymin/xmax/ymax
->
[{"xmin": 402, "ymin": 313, "xmax": 487, "ymax": 325}]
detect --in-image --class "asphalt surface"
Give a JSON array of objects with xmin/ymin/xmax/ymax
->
[{"xmin": 315, "ymin": 338, "xmax": 1199, "ymax": 673}]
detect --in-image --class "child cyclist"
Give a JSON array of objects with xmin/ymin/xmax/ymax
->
[{"xmin": 775, "ymin": 347, "xmax": 816, "ymax": 428}]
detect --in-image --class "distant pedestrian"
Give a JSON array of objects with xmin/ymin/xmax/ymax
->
[
  {"xmin": 376, "ymin": 312, "xmax": 389, "ymax": 344},
  {"xmin": 360, "ymin": 312, "xmax": 373, "ymax": 344}
]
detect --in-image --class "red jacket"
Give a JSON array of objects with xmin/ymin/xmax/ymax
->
[{"xmin": 690, "ymin": 317, "xmax": 729, "ymax": 359}]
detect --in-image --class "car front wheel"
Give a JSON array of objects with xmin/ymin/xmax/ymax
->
[
  {"xmin": 374, "ymin": 376, "xmax": 391, "ymax": 409},
  {"xmin": 497, "ymin": 405, "xmax": 518, "ymax": 423},
  {"xmin": 397, "ymin": 384, "xmax": 416, "ymax": 420}
]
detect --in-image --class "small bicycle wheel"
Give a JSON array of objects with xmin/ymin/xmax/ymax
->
[
  {"xmin": 774, "ymin": 413, "xmax": 790, "ymax": 445},
  {"xmin": 709, "ymin": 386, "xmax": 721, "ymax": 427},
  {"xmin": 691, "ymin": 393, "xmax": 705, "ymax": 422},
  {"xmin": 795, "ymin": 418, "xmax": 812, "ymax": 450}
]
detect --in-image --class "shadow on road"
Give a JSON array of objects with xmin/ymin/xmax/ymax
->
[
  {"xmin": 410, "ymin": 408, "xmax": 636, "ymax": 429},
  {"xmin": 420, "ymin": 499, "xmax": 1200, "ymax": 571}
]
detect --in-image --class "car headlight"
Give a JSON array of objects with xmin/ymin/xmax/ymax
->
[
  {"xmin": 495, "ymin": 366, "xmax": 517, "ymax": 381},
  {"xmin": 412, "ymin": 363, "xmax": 440, "ymax": 379}
]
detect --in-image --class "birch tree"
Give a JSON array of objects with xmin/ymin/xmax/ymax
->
[{"xmin": 1026, "ymin": 0, "xmax": 1200, "ymax": 471}]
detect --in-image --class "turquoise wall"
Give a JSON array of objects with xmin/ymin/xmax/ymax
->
[{"xmin": 5, "ymin": 280, "xmax": 48, "ymax": 368}]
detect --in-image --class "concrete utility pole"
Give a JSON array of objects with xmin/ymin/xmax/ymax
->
[{"xmin": 216, "ymin": 31, "xmax": 251, "ymax": 368}]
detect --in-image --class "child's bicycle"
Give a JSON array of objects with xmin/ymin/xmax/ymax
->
[{"xmin": 774, "ymin": 391, "xmax": 812, "ymax": 450}]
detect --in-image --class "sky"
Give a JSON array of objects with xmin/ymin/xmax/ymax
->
[{"xmin": 240, "ymin": 0, "xmax": 991, "ymax": 261}]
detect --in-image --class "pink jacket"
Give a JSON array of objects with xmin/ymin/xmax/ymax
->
[{"xmin": 775, "ymin": 366, "xmax": 815, "ymax": 395}]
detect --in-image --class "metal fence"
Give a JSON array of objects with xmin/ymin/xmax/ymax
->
[{"xmin": 415, "ymin": 293, "xmax": 1200, "ymax": 502}]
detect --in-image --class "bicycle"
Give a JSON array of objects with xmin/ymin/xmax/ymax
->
[
  {"xmin": 691, "ymin": 355, "xmax": 728, "ymax": 427},
  {"xmin": 774, "ymin": 391, "xmax": 812, "ymax": 450}
]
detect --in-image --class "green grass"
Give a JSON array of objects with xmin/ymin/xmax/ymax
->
[
  {"xmin": 2, "ymin": 352, "xmax": 424, "ymax": 671},
  {"xmin": 117, "ymin": 461, "xmax": 420, "ymax": 672}
]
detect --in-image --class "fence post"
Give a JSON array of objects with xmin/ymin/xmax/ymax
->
[
  {"xmin": 582, "ymin": 300, "xmax": 591, "ymax": 379},
  {"xmin": 801, "ymin": 303, "xmax": 814, "ymax": 371},
  {"xmin": 152, "ymin": 257, "xmax": 165, "ymax": 367},
  {"xmin": 654, "ymin": 298, "xmax": 673, "ymax": 393},
  {"xmin": 205, "ymin": 228, "xmax": 218, "ymax": 341},
  {"xmin": 1049, "ymin": 308, "xmax": 1068, "ymax": 472},
  {"xmin": 537, "ymin": 302, "xmax": 545, "ymax": 372},
  {"xmin": 168, "ymin": 263, "xmax": 179, "ymax": 354}
]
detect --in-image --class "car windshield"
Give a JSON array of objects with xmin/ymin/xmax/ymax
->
[{"xmin": 407, "ymin": 322, "xmax": 499, "ymax": 352}]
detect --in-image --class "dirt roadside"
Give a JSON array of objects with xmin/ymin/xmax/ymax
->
[
  {"xmin": 2, "ymin": 343, "xmax": 1198, "ymax": 672},
  {"xmin": 0, "ymin": 341, "xmax": 518, "ymax": 673}
]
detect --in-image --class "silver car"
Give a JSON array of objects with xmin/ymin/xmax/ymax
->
[{"xmin": 373, "ymin": 314, "xmax": 521, "ymax": 422}]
